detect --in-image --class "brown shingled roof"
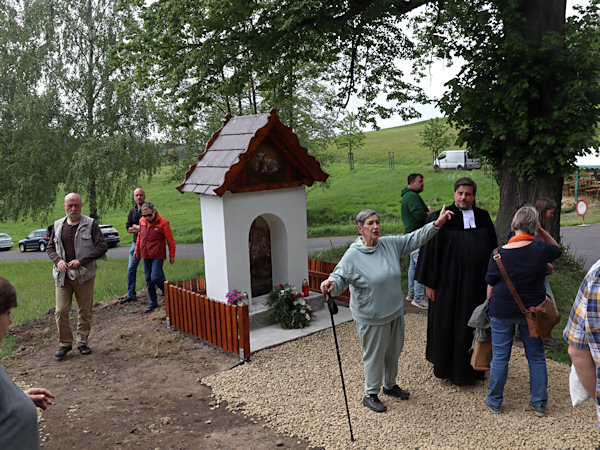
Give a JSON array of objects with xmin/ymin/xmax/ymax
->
[{"xmin": 177, "ymin": 109, "xmax": 328, "ymax": 196}]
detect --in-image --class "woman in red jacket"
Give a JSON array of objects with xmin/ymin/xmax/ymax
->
[{"xmin": 134, "ymin": 202, "xmax": 176, "ymax": 313}]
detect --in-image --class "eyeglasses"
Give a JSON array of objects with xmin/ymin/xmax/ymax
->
[{"xmin": 142, "ymin": 213, "xmax": 153, "ymax": 218}]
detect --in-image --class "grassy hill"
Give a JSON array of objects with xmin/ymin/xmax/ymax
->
[{"xmin": 0, "ymin": 118, "xmax": 593, "ymax": 245}]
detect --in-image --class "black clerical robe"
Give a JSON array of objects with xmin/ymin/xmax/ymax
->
[{"xmin": 415, "ymin": 203, "xmax": 497, "ymax": 385}]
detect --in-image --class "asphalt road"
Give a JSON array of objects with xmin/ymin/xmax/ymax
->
[
  {"xmin": 0, "ymin": 236, "xmax": 357, "ymax": 261},
  {"xmin": 560, "ymin": 222, "xmax": 600, "ymax": 272},
  {"xmin": 1, "ymin": 227, "xmax": 597, "ymax": 273}
]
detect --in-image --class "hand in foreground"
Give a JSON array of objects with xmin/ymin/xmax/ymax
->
[
  {"xmin": 169, "ymin": 257, "xmax": 175, "ymax": 265},
  {"xmin": 68, "ymin": 259, "xmax": 81, "ymax": 268},
  {"xmin": 133, "ymin": 251, "xmax": 140, "ymax": 259},
  {"xmin": 57, "ymin": 260, "xmax": 68, "ymax": 272},
  {"xmin": 426, "ymin": 287, "xmax": 437, "ymax": 302},
  {"xmin": 320, "ymin": 280, "xmax": 334, "ymax": 294},
  {"xmin": 25, "ymin": 388, "xmax": 55, "ymax": 410},
  {"xmin": 433, "ymin": 204, "xmax": 454, "ymax": 227}
]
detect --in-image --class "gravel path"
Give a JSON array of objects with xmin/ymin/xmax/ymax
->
[{"xmin": 204, "ymin": 313, "xmax": 598, "ymax": 449}]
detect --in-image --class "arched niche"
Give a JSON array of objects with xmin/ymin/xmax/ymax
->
[{"xmin": 248, "ymin": 213, "xmax": 288, "ymax": 297}]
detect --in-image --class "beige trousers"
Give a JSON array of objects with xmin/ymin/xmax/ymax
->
[{"xmin": 55, "ymin": 277, "xmax": 95, "ymax": 347}]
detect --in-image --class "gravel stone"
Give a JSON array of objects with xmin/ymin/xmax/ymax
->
[{"xmin": 204, "ymin": 313, "xmax": 599, "ymax": 448}]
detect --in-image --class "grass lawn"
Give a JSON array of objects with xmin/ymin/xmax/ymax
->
[
  {"xmin": 0, "ymin": 119, "xmax": 595, "ymax": 244},
  {"xmin": 0, "ymin": 257, "xmax": 204, "ymax": 358}
]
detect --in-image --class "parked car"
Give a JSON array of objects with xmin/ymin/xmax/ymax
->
[
  {"xmin": 100, "ymin": 224, "xmax": 120, "ymax": 248},
  {"xmin": 0, "ymin": 233, "xmax": 13, "ymax": 251},
  {"xmin": 19, "ymin": 228, "xmax": 50, "ymax": 252}
]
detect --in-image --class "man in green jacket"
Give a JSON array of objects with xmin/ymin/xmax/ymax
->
[{"xmin": 401, "ymin": 173, "xmax": 429, "ymax": 309}]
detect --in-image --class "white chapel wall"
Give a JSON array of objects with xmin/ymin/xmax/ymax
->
[{"xmin": 200, "ymin": 186, "xmax": 308, "ymax": 302}]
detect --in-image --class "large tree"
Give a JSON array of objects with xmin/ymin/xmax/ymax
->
[
  {"xmin": 48, "ymin": 0, "xmax": 162, "ymax": 219},
  {"xmin": 415, "ymin": 0, "xmax": 600, "ymax": 239},
  {"xmin": 0, "ymin": 0, "xmax": 162, "ymax": 222},
  {"xmin": 120, "ymin": 0, "xmax": 345, "ymax": 171},
  {"xmin": 0, "ymin": 0, "xmax": 70, "ymax": 222},
  {"xmin": 124, "ymin": 0, "xmax": 600, "ymax": 239}
]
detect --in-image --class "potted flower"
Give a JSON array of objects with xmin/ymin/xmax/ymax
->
[{"xmin": 225, "ymin": 289, "xmax": 243, "ymax": 305}]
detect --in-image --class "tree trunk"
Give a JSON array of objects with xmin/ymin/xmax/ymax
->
[
  {"xmin": 495, "ymin": 163, "xmax": 563, "ymax": 243},
  {"xmin": 88, "ymin": 179, "xmax": 98, "ymax": 220},
  {"xmin": 494, "ymin": 0, "xmax": 566, "ymax": 243}
]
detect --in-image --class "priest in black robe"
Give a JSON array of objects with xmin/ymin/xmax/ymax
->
[{"xmin": 415, "ymin": 177, "xmax": 497, "ymax": 385}]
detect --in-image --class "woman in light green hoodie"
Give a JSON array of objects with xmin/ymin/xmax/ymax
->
[{"xmin": 321, "ymin": 206, "xmax": 453, "ymax": 413}]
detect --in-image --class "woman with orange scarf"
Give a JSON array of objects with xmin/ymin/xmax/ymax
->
[{"xmin": 484, "ymin": 206, "xmax": 560, "ymax": 417}]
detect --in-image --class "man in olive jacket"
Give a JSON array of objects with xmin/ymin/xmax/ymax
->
[
  {"xmin": 401, "ymin": 173, "xmax": 429, "ymax": 309},
  {"xmin": 47, "ymin": 193, "xmax": 107, "ymax": 358}
]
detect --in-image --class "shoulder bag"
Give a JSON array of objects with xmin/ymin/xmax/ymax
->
[{"xmin": 493, "ymin": 248, "xmax": 560, "ymax": 340}]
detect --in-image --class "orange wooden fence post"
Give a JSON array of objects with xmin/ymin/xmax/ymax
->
[{"xmin": 238, "ymin": 303, "xmax": 250, "ymax": 359}]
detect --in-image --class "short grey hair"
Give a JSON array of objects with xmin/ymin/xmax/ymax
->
[
  {"xmin": 141, "ymin": 202, "xmax": 155, "ymax": 213},
  {"xmin": 355, "ymin": 209, "xmax": 379, "ymax": 227},
  {"xmin": 511, "ymin": 206, "xmax": 538, "ymax": 235}
]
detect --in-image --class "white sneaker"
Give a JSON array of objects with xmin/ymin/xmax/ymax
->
[
  {"xmin": 411, "ymin": 297, "xmax": 429, "ymax": 310},
  {"xmin": 405, "ymin": 294, "xmax": 414, "ymax": 302}
]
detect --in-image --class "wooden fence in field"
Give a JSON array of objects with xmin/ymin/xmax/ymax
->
[
  {"xmin": 164, "ymin": 277, "xmax": 250, "ymax": 359},
  {"xmin": 307, "ymin": 258, "xmax": 350, "ymax": 306}
]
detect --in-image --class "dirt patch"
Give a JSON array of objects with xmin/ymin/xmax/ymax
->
[{"xmin": 3, "ymin": 295, "xmax": 316, "ymax": 449}]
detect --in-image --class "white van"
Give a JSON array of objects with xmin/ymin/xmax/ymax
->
[{"xmin": 433, "ymin": 150, "xmax": 481, "ymax": 170}]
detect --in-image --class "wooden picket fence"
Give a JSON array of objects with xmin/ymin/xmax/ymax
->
[
  {"xmin": 164, "ymin": 277, "xmax": 250, "ymax": 359},
  {"xmin": 307, "ymin": 258, "xmax": 350, "ymax": 306}
]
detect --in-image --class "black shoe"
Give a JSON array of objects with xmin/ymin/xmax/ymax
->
[
  {"xmin": 143, "ymin": 306, "xmax": 156, "ymax": 314},
  {"xmin": 383, "ymin": 385, "xmax": 410, "ymax": 400},
  {"xmin": 55, "ymin": 346, "xmax": 72, "ymax": 358},
  {"xmin": 363, "ymin": 394, "xmax": 387, "ymax": 412},
  {"xmin": 78, "ymin": 345, "xmax": 92, "ymax": 355},
  {"xmin": 119, "ymin": 296, "xmax": 136, "ymax": 305}
]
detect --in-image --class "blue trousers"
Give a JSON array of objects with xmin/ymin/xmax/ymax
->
[
  {"xmin": 487, "ymin": 315, "xmax": 548, "ymax": 410},
  {"xmin": 408, "ymin": 248, "xmax": 425, "ymax": 298},
  {"xmin": 126, "ymin": 242, "xmax": 141, "ymax": 299},
  {"xmin": 143, "ymin": 258, "xmax": 165, "ymax": 308}
]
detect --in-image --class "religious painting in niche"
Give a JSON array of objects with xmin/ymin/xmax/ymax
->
[
  {"xmin": 247, "ymin": 141, "xmax": 285, "ymax": 184},
  {"xmin": 249, "ymin": 216, "xmax": 272, "ymax": 297}
]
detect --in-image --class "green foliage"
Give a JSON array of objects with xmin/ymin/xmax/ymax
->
[
  {"xmin": 119, "ymin": 0, "xmax": 427, "ymax": 133},
  {"xmin": 267, "ymin": 283, "xmax": 314, "ymax": 329},
  {"xmin": 546, "ymin": 249, "xmax": 588, "ymax": 364},
  {"xmin": 119, "ymin": 0, "xmax": 339, "ymax": 172},
  {"xmin": 415, "ymin": 0, "xmax": 600, "ymax": 179},
  {"xmin": 413, "ymin": 0, "xmax": 600, "ymax": 239},
  {"xmin": 0, "ymin": 0, "xmax": 163, "ymax": 222},
  {"xmin": 419, "ymin": 118, "xmax": 456, "ymax": 162}
]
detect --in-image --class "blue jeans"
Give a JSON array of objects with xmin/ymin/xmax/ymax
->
[
  {"xmin": 487, "ymin": 316, "xmax": 547, "ymax": 410},
  {"xmin": 143, "ymin": 258, "xmax": 165, "ymax": 308},
  {"xmin": 408, "ymin": 248, "xmax": 425, "ymax": 298},
  {"xmin": 126, "ymin": 242, "xmax": 142, "ymax": 299}
]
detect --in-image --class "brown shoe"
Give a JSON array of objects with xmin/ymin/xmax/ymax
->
[{"xmin": 543, "ymin": 337, "xmax": 564, "ymax": 349}]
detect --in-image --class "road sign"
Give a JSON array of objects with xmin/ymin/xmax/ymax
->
[{"xmin": 577, "ymin": 200, "xmax": 589, "ymax": 226}]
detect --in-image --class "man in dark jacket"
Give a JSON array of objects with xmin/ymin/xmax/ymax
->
[
  {"xmin": 121, "ymin": 187, "xmax": 146, "ymax": 304},
  {"xmin": 401, "ymin": 173, "xmax": 429, "ymax": 309}
]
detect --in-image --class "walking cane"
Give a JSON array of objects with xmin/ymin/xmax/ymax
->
[{"xmin": 325, "ymin": 292, "xmax": 355, "ymax": 442}]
